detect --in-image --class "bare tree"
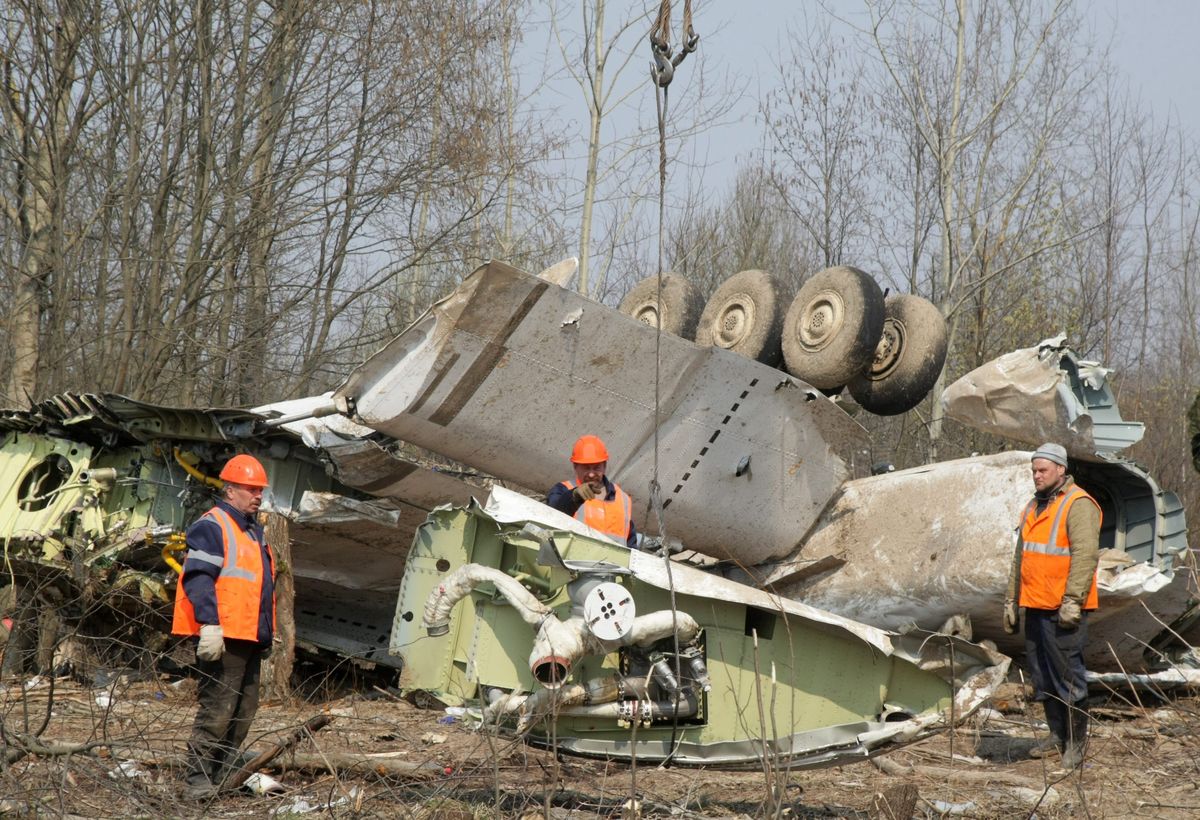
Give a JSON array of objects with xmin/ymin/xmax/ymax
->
[
  {"xmin": 550, "ymin": 0, "xmax": 650, "ymax": 298},
  {"xmin": 0, "ymin": 1, "xmax": 558, "ymax": 408},
  {"xmin": 0, "ymin": 5, "xmax": 100, "ymax": 404},
  {"xmin": 762, "ymin": 20, "xmax": 877, "ymax": 271},
  {"xmin": 666, "ymin": 165, "xmax": 811, "ymax": 299},
  {"xmin": 547, "ymin": 0, "xmax": 736, "ymax": 303},
  {"xmin": 864, "ymin": 0, "xmax": 1091, "ymax": 457}
]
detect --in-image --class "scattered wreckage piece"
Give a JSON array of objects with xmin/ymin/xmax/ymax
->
[
  {"xmin": 0, "ymin": 392, "xmax": 486, "ymax": 674},
  {"xmin": 743, "ymin": 338, "xmax": 1194, "ymax": 672},
  {"xmin": 1087, "ymin": 664, "xmax": 1200, "ymax": 694},
  {"xmin": 253, "ymin": 394, "xmax": 490, "ymax": 666},
  {"xmin": 335, "ymin": 260, "xmax": 871, "ymax": 567},
  {"xmin": 744, "ymin": 450, "xmax": 1192, "ymax": 672},
  {"xmin": 941, "ymin": 335, "xmax": 1145, "ymax": 457},
  {"xmin": 389, "ymin": 487, "xmax": 1009, "ymax": 769}
]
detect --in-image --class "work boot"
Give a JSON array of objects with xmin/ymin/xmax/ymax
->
[
  {"xmin": 1060, "ymin": 700, "xmax": 1089, "ymax": 770},
  {"xmin": 184, "ymin": 744, "xmax": 222, "ymax": 799},
  {"xmin": 1028, "ymin": 699, "xmax": 1065, "ymax": 759}
]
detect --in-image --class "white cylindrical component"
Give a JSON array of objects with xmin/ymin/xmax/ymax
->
[
  {"xmin": 626, "ymin": 610, "xmax": 701, "ymax": 647},
  {"xmin": 422, "ymin": 563, "xmax": 552, "ymax": 636},
  {"xmin": 553, "ymin": 692, "xmax": 699, "ymax": 721},
  {"xmin": 529, "ymin": 616, "xmax": 587, "ymax": 688},
  {"xmin": 423, "ymin": 564, "xmax": 704, "ymax": 691},
  {"xmin": 582, "ymin": 582, "xmax": 636, "ymax": 642},
  {"xmin": 514, "ymin": 677, "xmax": 626, "ymax": 729}
]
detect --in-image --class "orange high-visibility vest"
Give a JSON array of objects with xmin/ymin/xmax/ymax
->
[
  {"xmin": 172, "ymin": 506, "xmax": 276, "ymax": 641},
  {"xmin": 1018, "ymin": 485, "xmax": 1101, "ymax": 611},
  {"xmin": 560, "ymin": 480, "xmax": 633, "ymax": 542}
]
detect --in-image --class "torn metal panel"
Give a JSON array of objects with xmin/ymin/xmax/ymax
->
[
  {"xmin": 337, "ymin": 260, "xmax": 870, "ymax": 565},
  {"xmin": 292, "ymin": 577, "xmax": 398, "ymax": 666},
  {"xmin": 253, "ymin": 395, "xmax": 487, "ymax": 509},
  {"xmin": 941, "ymin": 336, "xmax": 1144, "ymax": 459},
  {"xmin": 0, "ymin": 392, "xmax": 263, "ymax": 444},
  {"xmin": 287, "ymin": 493, "xmax": 427, "ymax": 592},
  {"xmin": 389, "ymin": 488, "xmax": 1008, "ymax": 769},
  {"xmin": 752, "ymin": 451, "xmax": 1190, "ymax": 671},
  {"xmin": 0, "ymin": 392, "xmax": 438, "ymax": 672},
  {"xmin": 761, "ymin": 452, "xmax": 1032, "ymax": 639}
]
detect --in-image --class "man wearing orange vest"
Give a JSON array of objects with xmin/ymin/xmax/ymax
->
[
  {"xmin": 546, "ymin": 434, "xmax": 639, "ymax": 549},
  {"xmin": 173, "ymin": 454, "xmax": 275, "ymax": 799},
  {"xmin": 1003, "ymin": 443, "xmax": 1100, "ymax": 771}
]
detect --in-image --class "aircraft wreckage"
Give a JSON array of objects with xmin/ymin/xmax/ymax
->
[
  {"xmin": 0, "ymin": 392, "xmax": 485, "ymax": 673},
  {"xmin": 390, "ymin": 487, "xmax": 1006, "ymax": 768},
  {"xmin": 334, "ymin": 261, "xmax": 1197, "ymax": 673},
  {"xmin": 1, "ymin": 259, "xmax": 1195, "ymax": 766}
]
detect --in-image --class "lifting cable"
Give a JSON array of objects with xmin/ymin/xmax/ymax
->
[{"xmin": 646, "ymin": 0, "xmax": 698, "ymax": 768}]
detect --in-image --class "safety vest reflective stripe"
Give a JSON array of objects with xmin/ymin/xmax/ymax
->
[
  {"xmin": 205, "ymin": 509, "xmax": 259, "ymax": 582},
  {"xmin": 1021, "ymin": 540, "xmax": 1071, "ymax": 557},
  {"xmin": 171, "ymin": 506, "xmax": 274, "ymax": 641},
  {"xmin": 1018, "ymin": 485, "xmax": 1100, "ymax": 611},
  {"xmin": 184, "ymin": 550, "xmax": 224, "ymax": 568}
]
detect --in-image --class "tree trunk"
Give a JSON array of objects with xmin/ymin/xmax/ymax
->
[
  {"xmin": 263, "ymin": 512, "xmax": 294, "ymax": 702},
  {"xmin": 577, "ymin": 0, "xmax": 606, "ymax": 298}
]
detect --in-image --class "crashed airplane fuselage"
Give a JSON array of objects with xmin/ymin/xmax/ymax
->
[
  {"xmin": 337, "ymin": 262, "xmax": 1195, "ymax": 673},
  {"xmin": 390, "ymin": 487, "xmax": 1008, "ymax": 768},
  {"xmin": 336, "ymin": 260, "xmax": 871, "ymax": 566}
]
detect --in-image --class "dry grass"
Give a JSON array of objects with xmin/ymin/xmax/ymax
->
[{"xmin": 2, "ymin": 668, "xmax": 1198, "ymax": 818}]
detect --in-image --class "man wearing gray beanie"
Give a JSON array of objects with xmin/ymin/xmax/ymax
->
[{"xmin": 1003, "ymin": 443, "xmax": 1101, "ymax": 771}]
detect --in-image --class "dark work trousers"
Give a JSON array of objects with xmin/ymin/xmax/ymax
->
[
  {"xmin": 185, "ymin": 638, "xmax": 265, "ymax": 787},
  {"xmin": 1024, "ymin": 608, "xmax": 1088, "ymax": 704}
]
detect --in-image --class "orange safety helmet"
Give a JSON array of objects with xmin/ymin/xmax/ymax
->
[
  {"xmin": 219, "ymin": 454, "xmax": 269, "ymax": 488},
  {"xmin": 570, "ymin": 434, "xmax": 609, "ymax": 465}
]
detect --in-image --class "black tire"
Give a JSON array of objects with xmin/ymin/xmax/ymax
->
[
  {"xmin": 694, "ymin": 269, "xmax": 787, "ymax": 365},
  {"xmin": 618, "ymin": 273, "xmax": 702, "ymax": 338},
  {"xmin": 782, "ymin": 266, "xmax": 885, "ymax": 389},
  {"xmin": 847, "ymin": 294, "xmax": 948, "ymax": 415}
]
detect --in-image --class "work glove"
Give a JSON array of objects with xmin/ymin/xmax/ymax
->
[
  {"xmin": 197, "ymin": 624, "xmax": 225, "ymax": 661},
  {"xmin": 1058, "ymin": 597, "xmax": 1082, "ymax": 630},
  {"xmin": 1002, "ymin": 599, "xmax": 1020, "ymax": 635},
  {"xmin": 572, "ymin": 483, "xmax": 599, "ymax": 503}
]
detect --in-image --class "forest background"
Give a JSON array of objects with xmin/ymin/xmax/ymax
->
[{"xmin": 2, "ymin": 0, "xmax": 1197, "ymax": 526}]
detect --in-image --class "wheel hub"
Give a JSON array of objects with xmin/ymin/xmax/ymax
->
[
  {"xmin": 714, "ymin": 296, "xmax": 754, "ymax": 348},
  {"xmin": 634, "ymin": 304, "xmax": 660, "ymax": 328},
  {"xmin": 797, "ymin": 291, "xmax": 845, "ymax": 352},
  {"xmin": 868, "ymin": 318, "xmax": 905, "ymax": 379}
]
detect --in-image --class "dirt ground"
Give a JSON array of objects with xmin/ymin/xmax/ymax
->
[{"xmin": 1, "ymin": 669, "xmax": 1198, "ymax": 819}]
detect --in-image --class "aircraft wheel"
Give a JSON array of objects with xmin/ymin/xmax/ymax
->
[
  {"xmin": 618, "ymin": 273, "xmax": 703, "ymax": 338},
  {"xmin": 782, "ymin": 265, "xmax": 884, "ymax": 389},
  {"xmin": 848, "ymin": 294, "xmax": 948, "ymax": 415},
  {"xmin": 694, "ymin": 269, "xmax": 788, "ymax": 365}
]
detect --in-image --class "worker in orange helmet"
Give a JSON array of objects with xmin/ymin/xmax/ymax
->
[
  {"xmin": 546, "ymin": 435, "xmax": 639, "ymax": 548},
  {"xmin": 172, "ymin": 454, "xmax": 276, "ymax": 799}
]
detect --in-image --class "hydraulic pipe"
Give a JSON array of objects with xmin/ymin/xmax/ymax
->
[
  {"xmin": 259, "ymin": 399, "xmax": 341, "ymax": 429},
  {"xmin": 423, "ymin": 563, "xmax": 703, "ymax": 690},
  {"xmin": 173, "ymin": 448, "xmax": 223, "ymax": 490},
  {"xmin": 162, "ymin": 532, "xmax": 188, "ymax": 575}
]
